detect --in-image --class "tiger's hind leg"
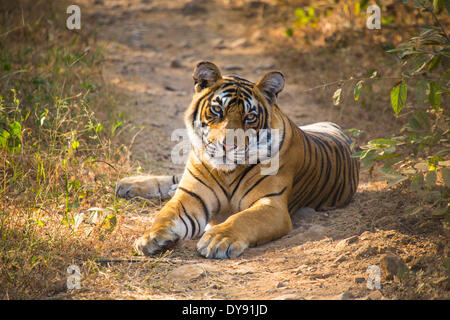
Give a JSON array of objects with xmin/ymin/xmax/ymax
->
[{"xmin": 116, "ymin": 175, "xmax": 179, "ymax": 200}]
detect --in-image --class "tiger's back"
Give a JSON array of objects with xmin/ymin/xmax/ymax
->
[{"xmin": 288, "ymin": 121, "xmax": 360, "ymax": 212}]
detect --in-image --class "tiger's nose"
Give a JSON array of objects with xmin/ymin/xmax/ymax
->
[{"xmin": 221, "ymin": 142, "xmax": 236, "ymax": 151}]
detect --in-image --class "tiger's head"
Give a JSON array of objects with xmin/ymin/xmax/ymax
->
[{"xmin": 185, "ymin": 61, "xmax": 284, "ymax": 172}]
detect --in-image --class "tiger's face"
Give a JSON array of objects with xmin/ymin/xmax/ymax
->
[{"xmin": 185, "ymin": 62, "xmax": 285, "ymax": 171}]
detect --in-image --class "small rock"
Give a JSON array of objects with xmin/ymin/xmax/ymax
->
[
  {"xmin": 230, "ymin": 38, "xmax": 248, "ymax": 48},
  {"xmin": 210, "ymin": 284, "xmax": 222, "ymax": 290},
  {"xmin": 366, "ymin": 290, "xmax": 383, "ymax": 300},
  {"xmin": 332, "ymin": 254, "xmax": 347, "ymax": 266},
  {"xmin": 181, "ymin": 0, "xmax": 207, "ymax": 15},
  {"xmin": 335, "ymin": 235, "xmax": 358, "ymax": 250},
  {"xmin": 354, "ymin": 244, "xmax": 378, "ymax": 258},
  {"xmin": 164, "ymin": 84, "xmax": 181, "ymax": 91},
  {"xmin": 295, "ymin": 207, "xmax": 317, "ymax": 217},
  {"xmin": 293, "ymin": 265, "xmax": 308, "ymax": 274},
  {"xmin": 179, "ymin": 40, "xmax": 190, "ymax": 49},
  {"xmin": 170, "ymin": 59, "xmax": 183, "ymax": 68},
  {"xmin": 232, "ymin": 267, "xmax": 254, "ymax": 275},
  {"xmin": 167, "ymin": 264, "xmax": 205, "ymax": 282},
  {"xmin": 276, "ymin": 281, "xmax": 287, "ymax": 288},
  {"xmin": 212, "ymin": 38, "xmax": 226, "ymax": 49},
  {"xmin": 336, "ymin": 291, "xmax": 354, "ymax": 300},
  {"xmin": 380, "ymin": 253, "xmax": 409, "ymax": 281},
  {"xmin": 355, "ymin": 277, "xmax": 365, "ymax": 284},
  {"xmin": 300, "ymin": 224, "xmax": 327, "ymax": 241},
  {"xmin": 310, "ymin": 273, "xmax": 333, "ymax": 280}
]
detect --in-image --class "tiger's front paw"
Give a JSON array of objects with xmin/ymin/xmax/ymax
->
[
  {"xmin": 134, "ymin": 229, "xmax": 179, "ymax": 256},
  {"xmin": 196, "ymin": 225, "xmax": 248, "ymax": 259}
]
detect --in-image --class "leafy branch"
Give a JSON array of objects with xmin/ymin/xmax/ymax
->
[{"xmin": 350, "ymin": 0, "xmax": 450, "ymax": 226}]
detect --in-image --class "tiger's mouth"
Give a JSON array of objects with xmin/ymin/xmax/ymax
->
[
  {"xmin": 221, "ymin": 142, "xmax": 237, "ymax": 151},
  {"xmin": 202, "ymin": 136, "xmax": 248, "ymax": 167}
]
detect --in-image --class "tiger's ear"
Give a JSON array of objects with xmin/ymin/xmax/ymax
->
[
  {"xmin": 256, "ymin": 71, "xmax": 285, "ymax": 103},
  {"xmin": 193, "ymin": 61, "xmax": 222, "ymax": 93}
]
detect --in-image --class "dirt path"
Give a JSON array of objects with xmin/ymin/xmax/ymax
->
[{"xmin": 69, "ymin": 0, "xmax": 448, "ymax": 300}]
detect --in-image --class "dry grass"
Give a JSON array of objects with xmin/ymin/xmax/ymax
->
[
  {"xmin": 0, "ymin": 0, "xmax": 448, "ymax": 299},
  {"xmin": 0, "ymin": 0, "xmax": 141, "ymax": 299}
]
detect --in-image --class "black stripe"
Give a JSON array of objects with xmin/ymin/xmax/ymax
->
[
  {"xmin": 200, "ymin": 161, "xmax": 230, "ymax": 200},
  {"xmin": 201, "ymin": 94, "xmax": 215, "ymax": 122},
  {"xmin": 178, "ymin": 187, "xmax": 209, "ymax": 223},
  {"xmin": 276, "ymin": 116, "xmax": 287, "ymax": 153},
  {"xmin": 226, "ymin": 245, "xmax": 232, "ymax": 259},
  {"xmin": 292, "ymin": 135, "xmax": 310, "ymax": 186},
  {"xmin": 334, "ymin": 145, "xmax": 349, "ymax": 206},
  {"xmin": 289, "ymin": 128, "xmax": 359, "ymax": 211},
  {"xmin": 328, "ymin": 145, "xmax": 344, "ymax": 207},
  {"xmin": 222, "ymin": 88, "xmax": 236, "ymax": 94},
  {"xmin": 240, "ymin": 88, "xmax": 252, "ymax": 99},
  {"xmin": 228, "ymin": 75, "xmax": 254, "ymax": 84},
  {"xmin": 288, "ymin": 162, "xmax": 319, "ymax": 211},
  {"xmin": 254, "ymin": 114, "xmax": 286, "ymax": 164},
  {"xmin": 314, "ymin": 146, "xmax": 334, "ymax": 209},
  {"xmin": 156, "ymin": 179, "xmax": 162, "ymax": 197},
  {"xmin": 290, "ymin": 135, "xmax": 331, "ymax": 209},
  {"xmin": 230, "ymin": 164, "xmax": 257, "ymax": 198},
  {"xmin": 248, "ymin": 186, "xmax": 288, "ymax": 208},
  {"xmin": 227, "ymin": 97, "xmax": 237, "ymax": 106},
  {"xmin": 352, "ymin": 158, "xmax": 359, "ymax": 192},
  {"xmin": 180, "ymin": 202, "xmax": 197, "ymax": 238},
  {"xmin": 258, "ymin": 104, "xmax": 267, "ymax": 129},
  {"xmin": 178, "ymin": 212, "xmax": 189, "ymax": 239},
  {"xmin": 187, "ymin": 167, "xmax": 221, "ymax": 214},
  {"xmin": 311, "ymin": 131, "xmax": 349, "ymax": 152},
  {"xmin": 238, "ymin": 173, "xmax": 274, "ymax": 210},
  {"xmin": 302, "ymin": 134, "xmax": 331, "ymax": 207},
  {"xmin": 288, "ymin": 135, "xmax": 319, "ymax": 211}
]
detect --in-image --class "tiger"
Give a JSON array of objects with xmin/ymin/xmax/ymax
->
[{"xmin": 116, "ymin": 61, "xmax": 360, "ymax": 259}]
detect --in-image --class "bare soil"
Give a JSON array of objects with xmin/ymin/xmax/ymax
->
[{"xmin": 66, "ymin": 0, "xmax": 449, "ymax": 300}]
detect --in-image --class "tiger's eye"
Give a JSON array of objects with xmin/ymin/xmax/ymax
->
[
  {"xmin": 245, "ymin": 114, "xmax": 257, "ymax": 123},
  {"xmin": 210, "ymin": 105, "xmax": 222, "ymax": 115}
]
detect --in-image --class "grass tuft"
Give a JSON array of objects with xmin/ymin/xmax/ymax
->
[{"xmin": 0, "ymin": 0, "xmax": 134, "ymax": 299}]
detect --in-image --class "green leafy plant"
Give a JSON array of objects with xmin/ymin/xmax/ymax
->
[
  {"xmin": 286, "ymin": 5, "xmax": 319, "ymax": 37},
  {"xmin": 352, "ymin": 0, "xmax": 449, "ymax": 228}
]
